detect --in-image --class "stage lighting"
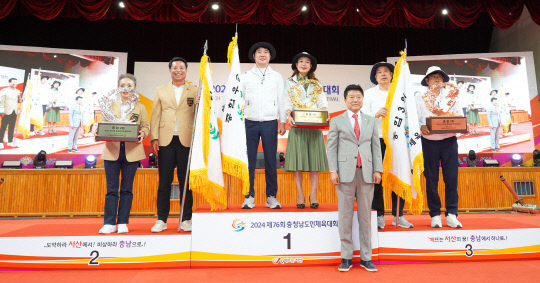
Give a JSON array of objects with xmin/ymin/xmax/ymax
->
[
  {"xmin": 148, "ymin": 153, "xmax": 158, "ymax": 168},
  {"xmin": 119, "ymin": 2, "xmax": 125, "ymax": 8},
  {"xmin": 483, "ymin": 159, "xmax": 500, "ymax": 167},
  {"xmin": 511, "ymin": 154, "xmax": 523, "ymax": 167},
  {"xmin": 533, "ymin": 150, "xmax": 540, "ymax": 167},
  {"xmin": 85, "ymin": 155, "xmax": 97, "ymax": 168},
  {"xmin": 466, "ymin": 150, "xmax": 478, "ymax": 167},
  {"xmin": 34, "ymin": 150, "xmax": 47, "ymax": 169},
  {"xmin": 212, "ymin": 3, "xmax": 219, "ymax": 10},
  {"xmin": 2, "ymin": 160, "xmax": 22, "ymax": 169},
  {"xmin": 54, "ymin": 160, "xmax": 73, "ymax": 169},
  {"xmin": 302, "ymin": 5, "xmax": 307, "ymax": 11},
  {"xmin": 442, "ymin": 9, "xmax": 448, "ymax": 15}
]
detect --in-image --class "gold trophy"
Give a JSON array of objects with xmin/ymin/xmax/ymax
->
[
  {"xmin": 289, "ymin": 79, "xmax": 329, "ymax": 129},
  {"xmin": 423, "ymin": 83, "xmax": 468, "ymax": 133}
]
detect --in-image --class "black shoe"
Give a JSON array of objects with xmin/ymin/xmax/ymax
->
[
  {"xmin": 309, "ymin": 195, "xmax": 319, "ymax": 209},
  {"xmin": 360, "ymin": 260, "xmax": 378, "ymax": 272},
  {"xmin": 68, "ymin": 149, "xmax": 72, "ymax": 153},
  {"xmin": 338, "ymin": 258, "xmax": 352, "ymax": 272},
  {"xmin": 296, "ymin": 203, "xmax": 305, "ymax": 209}
]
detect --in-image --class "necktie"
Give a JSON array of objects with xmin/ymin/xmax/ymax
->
[{"xmin": 352, "ymin": 113, "xmax": 362, "ymax": 168}]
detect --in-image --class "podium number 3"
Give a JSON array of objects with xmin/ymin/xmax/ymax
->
[
  {"xmin": 89, "ymin": 250, "xmax": 100, "ymax": 265},
  {"xmin": 283, "ymin": 233, "xmax": 291, "ymax": 249},
  {"xmin": 465, "ymin": 244, "xmax": 473, "ymax": 257}
]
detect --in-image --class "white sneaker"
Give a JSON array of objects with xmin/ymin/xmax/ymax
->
[
  {"xmin": 377, "ymin": 215, "xmax": 385, "ymax": 229},
  {"xmin": 117, "ymin": 224, "xmax": 129, "ymax": 233},
  {"xmin": 266, "ymin": 196, "xmax": 281, "ymax": 209},
  {"xmin": 37, "ymin": 130, "xmax": 45, "ymax": 135},
  {"xmin": 30, "ymin": 132, "xmax": 36, "ymax": 136},
  {"xmin": 242, "ymin": 196, "xmax": 255, "ymax": 209},
  {"xmin": 446, "ymin": 213, "xmax": 462, "ymax": 228},
  {"xmin": 181, "ymin": 220, "xmax": 192, "ymax": 232},
  {"xmin": 151, "ymin": 220, "xmax": 167, "ymax": 232},
  {"xmin": 431, "ymin": 215, "xmax": 442, "ymax": 228},
  {"xmin": 456, "ymin": 133, "xmax": 461, "ymax": 137},
  {"xmin": 393, "ymin": 216, "xmax": 414, "ymax": 228},
  {"xmin": 99, "ymin": 224, "xmax": 117, "ymax": 234},
  {"xmin": 7, "ymin": 142, "xmax": 14, "ymax": 147}
]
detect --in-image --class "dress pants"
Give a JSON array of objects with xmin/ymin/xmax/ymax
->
[
  {"xmin": 490, "ymin": 123, "xmax": 500, "ymax": 150},
  {"xmin": 371, "ymin": 138, "xmax": 405, "ymax": 217},
  {"xmin": 421, "ymin": 136, "xmax": 459, "ymax": 217},
  {"xmin": 156, "ymin": 136, "xmax": 193, "ymax": 222},
  {"xmin": 336, "ymin": 168, "xmax": 374, "ymax": 261},
  {"xmin": 68, "ymin": 125, "xmax": 80, "ymax": 149},
  {"xmin": 103, "ymin": 142, "xmax": 139, "ymax": 225},
  {"xmin": 245, "ymin": 119, "xmax": 278, "ymax": 198},
  {"xmin": 0, "ymin": 111, "xmax": 17, "ymax": 143}
]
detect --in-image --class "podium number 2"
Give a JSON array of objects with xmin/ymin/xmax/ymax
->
[
  {"xmin": 283, "ymin": 233, "xmax": 291, "ymax": 249},
  {"xmin": 89, "ymin": 250, "xmax": 100, "ymax": 265}
]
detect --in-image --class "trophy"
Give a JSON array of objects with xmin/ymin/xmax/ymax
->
[
  {"xmin": 95, "ymin": 88, "xmax": 140, "ymax": 142},
  {"xmin": 289, "ymin": 79, "xmax": 329, "ymax": 129},
  {"xmin": 423, "ymin": 83, "xmax": 468, "ymax": 133}
]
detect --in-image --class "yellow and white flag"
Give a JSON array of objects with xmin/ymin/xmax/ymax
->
[
  {"xmin": 218, "ymin": 36, "xmax": 249, "ymax": 196},
  {"xmin": 189, "ymin": 55, "xmax": 226, "ymax": 210},
  {"xmin": 382, "ymin": 51, "xmax": 424, "ymax": 215},
  {"xmin": 498, "ymin": 88, "xmax": 512, "ymax": 134},
  {"xmin": 17, "ymin": 74, "xmax": 35, "ymax": 139},
  {"xmin": 81, "ymin": 87, "xmax": 94, "ymax": 134}
]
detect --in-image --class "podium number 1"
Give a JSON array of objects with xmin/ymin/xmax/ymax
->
[{"xmin": 283, "ymin": 233, "xmax": 291, "ymax": 249}]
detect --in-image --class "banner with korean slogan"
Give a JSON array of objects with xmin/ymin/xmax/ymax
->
[
  {"xmin": 382, "ymin": 51, "xmax": 424, "ymax": 215},
  {"xmin": 17, "ymin": 74, "xmax": 37, "ymax": 139},
  {"xmin": 219, "ymin": 36, "xmax": 250, "ymax": 196},
  {"xmin": 189, "ymin": 55, "xmax": 226, "ymax": 210},
  {"xmin": 81, "ymin": 87, "xmax": 95, "ymax": 134}
]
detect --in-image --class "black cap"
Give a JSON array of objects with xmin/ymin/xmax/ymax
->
[
  {"xmin": 291, "ymin": 52, "xmax": 317, "ymax": 72},
  {"xmin": 370, "ymin": 62, "xmax": 394, "ymax": 85},
  {"xmin": 248, "ymin": 42, "xmax": 276, "ymax": 62}
]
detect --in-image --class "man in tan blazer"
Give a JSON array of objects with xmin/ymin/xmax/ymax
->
[
  {"xmin": 150, "ymin": 57, "xmax": 199, "ymax": 233},
  {"xmin": 327, "ymin": 84, "xmax": 383, "ymax": 272}
]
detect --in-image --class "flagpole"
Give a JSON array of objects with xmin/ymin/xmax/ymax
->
[
  {"xmin": 226, "ymin": 24, "xmax": 238, "ymax": 209},
  {"xmin": 178, "ymin": 40, "xmax": 208, "ymax": 232},
  {"xmin": 394, "ymin": 39, "xmax": 407, "ymax": 229}
]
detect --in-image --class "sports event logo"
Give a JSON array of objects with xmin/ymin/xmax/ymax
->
[
  {"xmin": 232, "ymin": 219, "xmax": 246, "ymax": 232},
  {"xmin": 272, "ymin": 257, "xmax": 303, "ymax": 264},
  {"xmin": 20, "ymin": 156, "xmax": 33, "ymax": 165}
]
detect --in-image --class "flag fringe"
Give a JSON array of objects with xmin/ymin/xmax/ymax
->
[
  {"xmin": 227, "ymin": 37, "xmax": 238, "ymax": 72},
  {"xmin": 189, "ymin": 168, "xmax": 227, "ymax": 211},
  {"xmin": 221, "ymin": 154, "xmax": 250, "ymax": 196},
  {"xmin": 30, "ymin": 117, "xmax": 43, "ymax": 132},
  {"xmin": 84, "ymin": 118, "xmax": 95, "ymax": 134}
]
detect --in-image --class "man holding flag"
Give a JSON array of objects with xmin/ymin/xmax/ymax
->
[
  {"xmin": 381, "ymin": 52, "xmax": 425, "ymax": 231},
  {"xmin": 363, "ymin": 62, "xmax": 413, "ymax": 229},
  {"xmin": 150, "ymin": 57, "xmax": 199, "ymax": 233}
]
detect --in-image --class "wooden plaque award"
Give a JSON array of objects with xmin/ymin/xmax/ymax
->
[{"xmin": 289, "ymin": 79, "xmax": 329, "ymax": 129}]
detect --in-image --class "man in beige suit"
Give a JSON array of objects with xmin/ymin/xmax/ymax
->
[
  {"xmin": 327, "ymin": 84, "xmax": 383, "ymax": 272},
  {"xmin": 150, "ymin": 57, "xmax": 199, "ymax": 233}
]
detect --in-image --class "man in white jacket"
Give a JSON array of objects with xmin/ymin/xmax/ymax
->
[{"xmin": 241, "ymin": 42, "xmax": 286, "ymax": 209}]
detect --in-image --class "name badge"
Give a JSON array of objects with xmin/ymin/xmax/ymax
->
[
  {"xmin": 129, "ymin": 113, "xmax": 139, "ymax": 122},
  {"xmin": 187, "ymin": 98, "xmax": 194, "ymax": 106}
]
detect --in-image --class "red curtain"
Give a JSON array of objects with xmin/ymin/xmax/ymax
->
[{"xmin": 1, "ymin": 0, "xmax": 540, "ymax": 29}]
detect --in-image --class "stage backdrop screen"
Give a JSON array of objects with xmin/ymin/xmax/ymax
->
[
  {"xmin": 388, "ymin": 52, "xmax": 539, "ymax": 164},
  {"xmin": 0, "ymin": 45, "xmax": 127, "ymax": 168}
]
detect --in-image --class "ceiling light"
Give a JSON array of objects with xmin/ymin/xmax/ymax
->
[
  {"xmin": 119, "ymin": 2, "xmax": 125, "ymax": 8},
  {"xmin": 442, "ymin": 9, "xmax": 448, "ymax": 15},
  {"xmin": 212, "ymin": 3, "xmax": 219, "ymax": 10},
  {"xmin": 302, "ymin": 6, "xmax": 307, "ymax": 11}
]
